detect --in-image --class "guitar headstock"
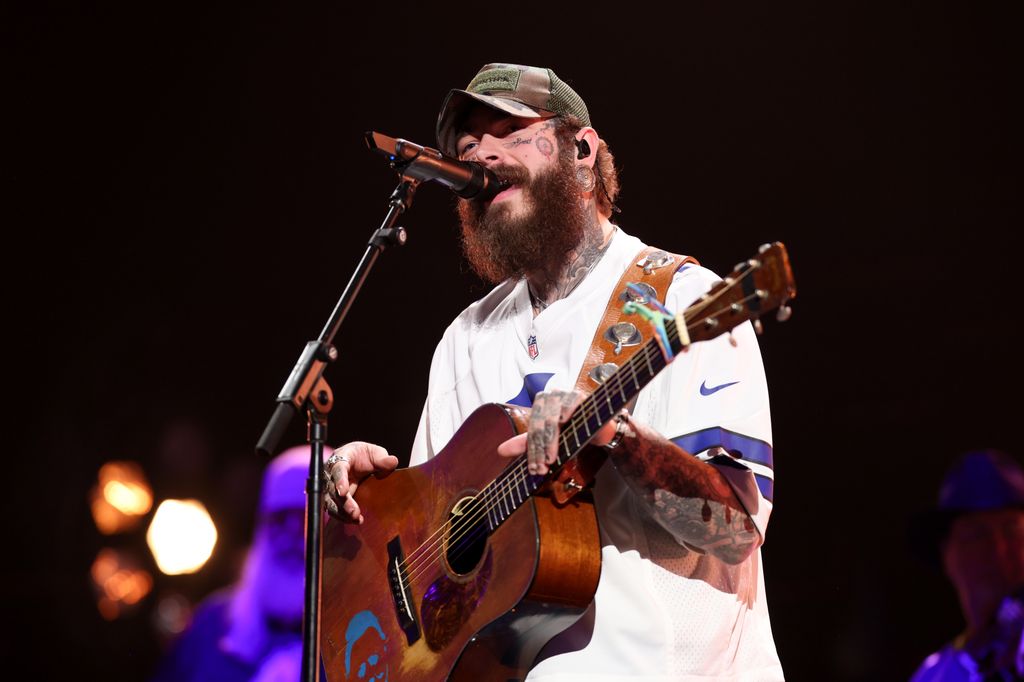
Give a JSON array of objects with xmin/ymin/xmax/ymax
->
[{"xmin": 683, "ymin": 241, "xmax": 797, "ymax": 345}]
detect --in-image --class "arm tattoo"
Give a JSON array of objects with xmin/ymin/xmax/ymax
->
[{"xmin": 609, "ymin": 420, "xmax": 759, "ymax": 564}]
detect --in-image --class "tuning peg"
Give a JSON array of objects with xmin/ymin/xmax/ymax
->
[
  {"xmin": 728, "ymin": 332, "xmax": 738, "ymax": 347},
  {"xmin": 758, "ymin": 243, "xmax": 772, "ymax": 254},
  {"xmin": 753, "ymin": 319, "xmax": 764, "ymax": 335},
  {"xmin": 776, "ymin": 305, "xmax": 792, "ymax": 322}
]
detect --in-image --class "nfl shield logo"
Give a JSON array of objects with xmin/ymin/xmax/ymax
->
[{"xmin": 527, "ymin": 334, "xmax": 539, "ymax": 360}]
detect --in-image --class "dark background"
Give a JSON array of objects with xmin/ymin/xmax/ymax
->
[{"xmin": 7, "ymin": 2, "xmax": 1021, "ymax": 680}]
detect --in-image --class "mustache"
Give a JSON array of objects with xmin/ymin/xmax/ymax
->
[
  {"xmin": 459, "ymin": 164, "xmax": 531, "ymax": 217},
  {"xmin": 483, "ymin": 164, "xmax": 530, "ymax": 196}
]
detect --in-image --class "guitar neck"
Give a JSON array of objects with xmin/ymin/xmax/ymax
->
[
  {"xmin": 481, "ymin": 244, "xmax": 794, "ymax": 533},
  {"xmin": 482, "ymin": 317, "xmax": 683, "ymax": 532}
]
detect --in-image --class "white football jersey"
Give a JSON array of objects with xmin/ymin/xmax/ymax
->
[{"xmin": 410, "ymin": 228, "xmax": 783, "ymax": 681}]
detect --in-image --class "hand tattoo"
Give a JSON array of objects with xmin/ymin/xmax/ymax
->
[{"xmin": 526, "ymin": 390, "xmax": 581, "ymax": 474}]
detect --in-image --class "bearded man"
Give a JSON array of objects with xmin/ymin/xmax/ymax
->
[{"xmin": 325, "ymin": 63, "xmax": 783, "ymax": 681}]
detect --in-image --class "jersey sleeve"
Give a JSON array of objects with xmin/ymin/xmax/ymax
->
[
  {"xmin": 408, "ymin": 317, "xmax": 461, "ymax": 467},
  {"xmin": 632, "ymin": 262, "xmax": 776, "ymax": 538},
  {"xmin": 408, "ymin": 399, "xmax": 432, "ymax": 467}
]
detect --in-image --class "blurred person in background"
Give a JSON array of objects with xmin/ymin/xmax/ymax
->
[
  {"xmin": 910, "ymin": 449, "xmax": 1024, "ymax": 681},
  {"xmin": 151, "ymin": 445, "xmax": 321, "ymax": 682}
]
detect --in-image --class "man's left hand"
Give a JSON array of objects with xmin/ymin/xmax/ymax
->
[{"xmin": 496, "ymin": 389, "xmax": 618, "ymax": 474}]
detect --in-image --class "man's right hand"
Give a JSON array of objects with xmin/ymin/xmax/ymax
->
[{"xmin": 323, "ymin": 441, "xmax": 399, "ymax": 524}]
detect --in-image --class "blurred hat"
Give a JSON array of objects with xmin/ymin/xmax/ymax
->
[
  {"xmin": 436, "ymin": 63, "xmax": 591, "ymax": 157},
  {"xmin": 259, "ymin": 445, "xmax": 329, "ymax": 514},
  {"xmin": 909, "ymin": 449, "xmax": 1024, "ymax": 566}
]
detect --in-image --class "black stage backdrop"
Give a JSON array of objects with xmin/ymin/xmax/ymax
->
[{"xmin": 6, "ymin": 2, "xmax": 1021, "ymax": 680}]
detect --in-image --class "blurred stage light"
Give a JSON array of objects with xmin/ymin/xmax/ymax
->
[
  {"xmin": 152, "ymin": 592, "xmax": 193, "ymax": 638},
  {"xmin": 146, "ymin": 499, "xmax": 218, "ymax": 575},
  {"xmin": 90, "ymin": 461, "xmax": 153, "ymax": 534},
  {"xmin": 90, "ymin": 548, "xmax": 154, "ymax": 620}
]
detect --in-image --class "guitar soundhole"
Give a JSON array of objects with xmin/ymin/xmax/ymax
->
[{"xmin": 445, "ymin": 495, "xmax": 489, "ymax": 576}]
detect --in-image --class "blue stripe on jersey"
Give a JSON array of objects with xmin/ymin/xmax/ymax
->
[
  {"xmin": 755, "ymin": 473, "xmax": 774, "ymax": 502},
  {"xmin": 670, "ymin": 427, "xmax": 774, "ymax": 470},
  {"xmin": 506, "ymin": 372, "xmax": 555, "ymax": 408}
]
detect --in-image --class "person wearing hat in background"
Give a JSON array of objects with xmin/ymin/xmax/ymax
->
[
  {"xmin": 326, "ymin": 63, "xmax": 783, "ymax": 679},
  {"xmin": 152, "ymin": 445, "xmax": 324, "ymax": 682},
  {"xmin": 910, "ymin": 450, "xmax": 1024, "ymax": 681}
]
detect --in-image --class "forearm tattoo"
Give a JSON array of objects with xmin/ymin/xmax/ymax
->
[{"xmin": 609, "ymin": 420, "xmax": 759, "ymax": 565}]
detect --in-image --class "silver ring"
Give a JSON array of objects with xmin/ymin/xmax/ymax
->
[
  {"xmin": 602, "ymin": 409, "xmax": 631, "ymax": 451},
  {"xmin": 324, "ymin": 452, "xmax": 348, "ymax": 479}
]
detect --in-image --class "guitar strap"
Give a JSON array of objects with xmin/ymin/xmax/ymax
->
[{"xmin": 548, "ymin": 245, "xmax": 699, "ymax": 504}]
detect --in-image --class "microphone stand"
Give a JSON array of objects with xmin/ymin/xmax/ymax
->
[{"xmin": 255, "ymin": 177, "xmax": 417, "ymax": 682}]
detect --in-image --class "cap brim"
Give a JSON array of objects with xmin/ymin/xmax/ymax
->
[{"xmin": 436, "ymin": 89, "xmax": 554, "ymax": 156}]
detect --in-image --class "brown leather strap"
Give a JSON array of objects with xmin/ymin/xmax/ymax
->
[{"xmin": 549, "ymin": 246, "xmax": 698, "ymax": 504}]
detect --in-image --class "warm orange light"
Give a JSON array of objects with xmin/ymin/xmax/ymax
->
[
  {"xmin": 90, "ymin": 461, "xmax": 153, "ymax": 534},
  {"xmin": 103, "ymin": 479, "xmax": 152, "ymax": 515},
  {"xmin": 146, "ymin": 499, "xmax": 218, "ymax": 575},
  {"xmin": 90, "ymin": 548, "xmax": 154, "ymax": 620}
]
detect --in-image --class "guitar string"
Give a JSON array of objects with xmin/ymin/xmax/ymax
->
[
  {"xmin": 400, "ymin": 341, "xmax": 660, "ymax": 589},
  {"xmin": 396, "ymin": 272, "xmax": 767, "ymax": 589},
  {"xmin": 468, "ymin": 254, "xmax": 770, "ymax": 524},
  {"xmin": 398, "ymin": 277, "xmax": 765, "ymax": 589},
  {"xmin": 395, "ymin": 312, "xmax": 658, "ymax": 586},
  {"xmin": 400, "ymin": 291, "xmax": 759, "ymax": 590},
  {"xmin": 399, "ymin": 326, "xmax": 667, "ymax": 588},
  {"xmin": 400, "ymin": 315, "xmax": 726, "ymax": 591},
  {"xmin": 423, "ymin": 258, "xmax": 773, "ymax": 573},
  {"xmin": 561, "ymin": 256, "xmax": 769, "ymax": 443},
  {"xmin": 396, "ymin": 267, "xmax": 766, "ymax": 588}
]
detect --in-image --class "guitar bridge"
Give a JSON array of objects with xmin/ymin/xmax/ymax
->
[{"xmin": 387, "ymin": 536, "xmax": 421, "ymax": 646}]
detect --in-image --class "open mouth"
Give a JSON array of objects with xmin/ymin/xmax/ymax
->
[{"xmin": 491, "ymin": 183, "xmax": 520, "ymax": 203}]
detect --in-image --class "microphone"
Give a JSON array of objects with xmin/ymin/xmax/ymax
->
[{"xmin": 365, "ymin": 131, "xmax": 504, "ymax": 201}]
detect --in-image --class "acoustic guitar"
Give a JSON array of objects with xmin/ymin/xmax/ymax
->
[{"xmin": 320, "ymin": 242, "xmax": 796, "ymax": 681}]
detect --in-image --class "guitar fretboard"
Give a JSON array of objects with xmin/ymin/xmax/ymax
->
[{"xmin": 483, "ymin": 316, "xmax": 681, "ymax": 532}]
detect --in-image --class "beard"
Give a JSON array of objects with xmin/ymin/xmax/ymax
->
[{"xmin": 457, "ymin": 152, "xmax": 589, "ymax": 284}]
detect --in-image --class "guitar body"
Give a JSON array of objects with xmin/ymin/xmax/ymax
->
[{"xmin": 320, "ymin": 403, "xmax": 602, "ymax": 682}]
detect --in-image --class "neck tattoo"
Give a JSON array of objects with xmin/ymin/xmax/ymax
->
[
  {"xmin": 528, "ymin": 282, "xmax": 551, "ymax": 311},
  {"xmin": 528, "ymin": 227, "xmax": 615, "ymax": 312}
]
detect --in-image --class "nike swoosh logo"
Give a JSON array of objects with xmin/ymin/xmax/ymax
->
[{"xmin": 700, "ymin": 380, "xmax": 740, "ymax": 396}]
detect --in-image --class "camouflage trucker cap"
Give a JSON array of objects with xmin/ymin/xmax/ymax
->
[{"xmin": 436, "ymin": 63, "xmax": 591, "ymax": 157}]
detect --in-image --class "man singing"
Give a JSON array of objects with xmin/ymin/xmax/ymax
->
[{"xmin": 325, "ymin": 63, "xmax": 783, "ymax": 681}]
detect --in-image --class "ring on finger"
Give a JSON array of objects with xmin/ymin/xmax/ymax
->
[{"xmin": 324, "ymin": 452, "xmax": 349, "ymax": 480}]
